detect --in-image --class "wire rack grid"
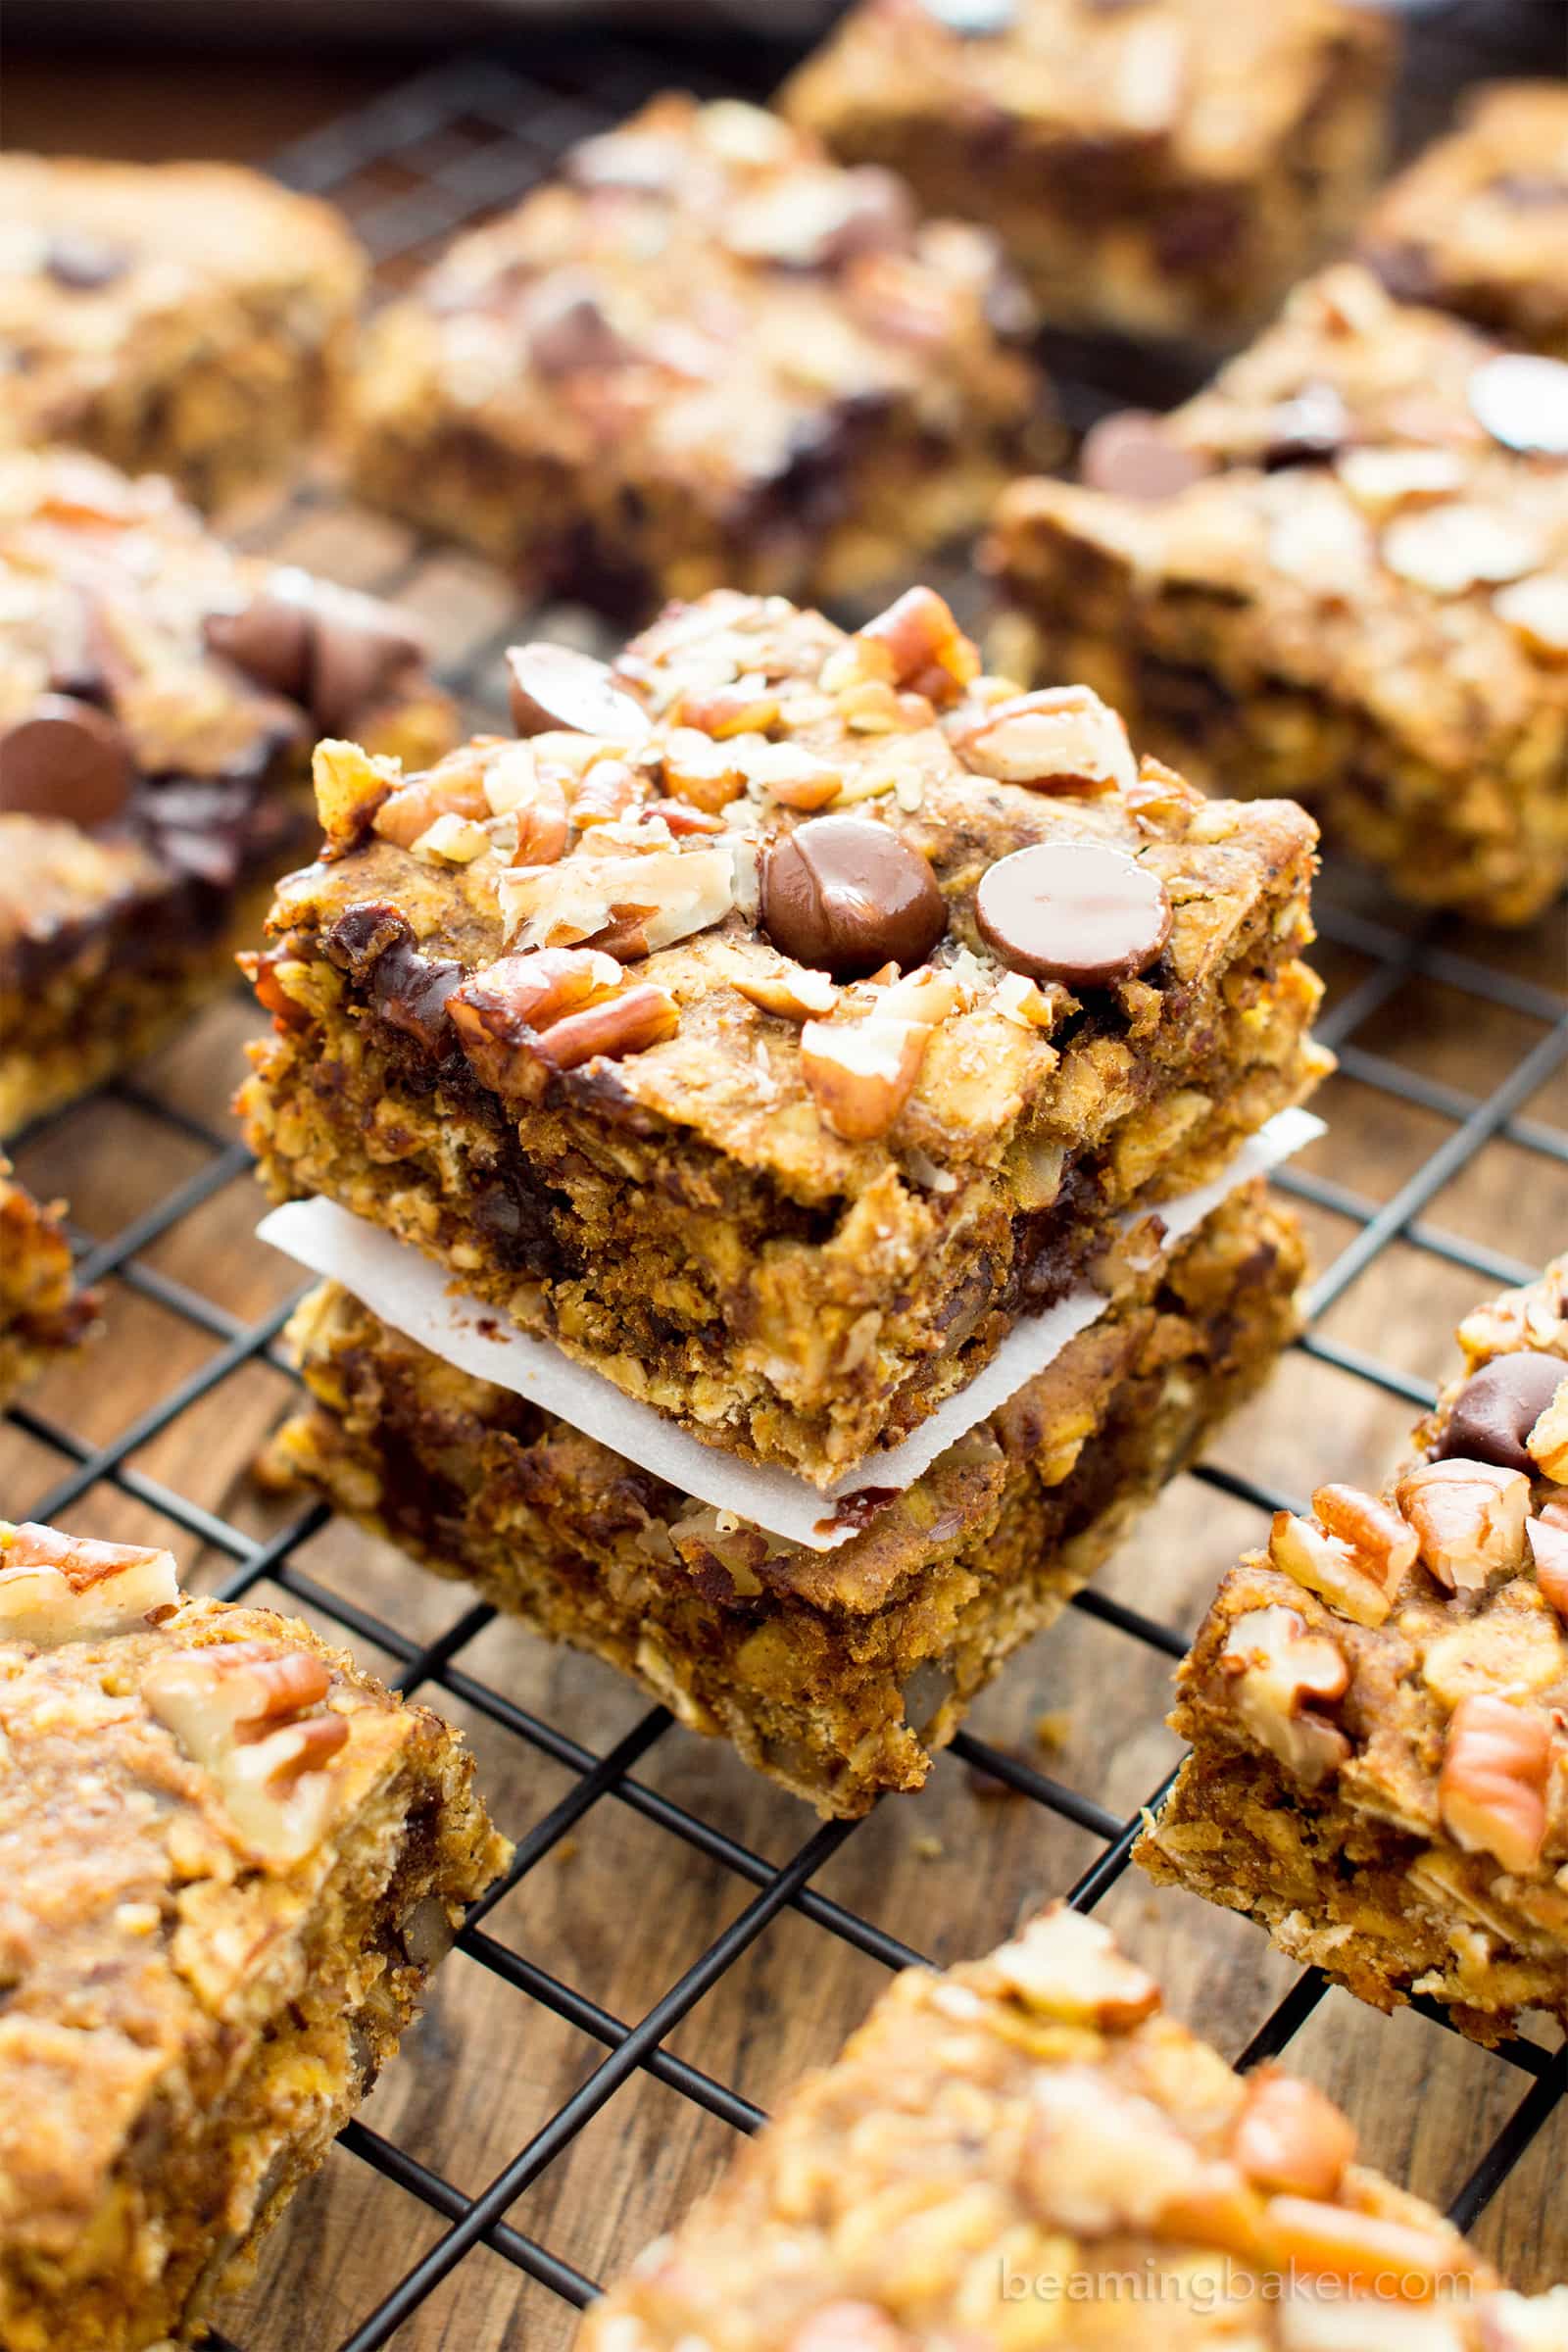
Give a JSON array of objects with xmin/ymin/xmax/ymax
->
[{"xmin": 5, "ymin": 13, "xmax": 1568, "ymax": 2349}]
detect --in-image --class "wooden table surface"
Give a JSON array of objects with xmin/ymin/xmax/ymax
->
[{"xmin": 4, "ymin": 25, "xmax": 1568, "ymax": 2352}]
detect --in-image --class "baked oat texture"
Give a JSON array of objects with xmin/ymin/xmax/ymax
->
[
  {"xmin": 0, "ymin": 1517, "xmax": 509, "ymax": 2351},
  {"xmin": 781, "ymin": 0, "xmax": 1397, "ymax": 344},
  {"xmin": 1138, "ymin": 1254, "xmax": 1568, "ymax": 2048},
  {"xmin": 346, "ymin": 93, "xmax": 1051, "ymax": 615},
  {"xmin": 579, "ymin": 1902, "xmax": 1561, "ymax": 2350},
  {"xmin": 0, "ymin": 1155, "xmax": 98, "ymax": 1408},
  {"xmin": 267, "ymin": 1187, "xmax": 1304, "ymax": 1816},
  {"xmin": 1362, "ymin": 81, "xmax": 1568, "ymax": 361},
  {"xmin": 987, "ymin": 267, "xmax": 1568, "ymax": 925},
  {"xmin": 0, "ymin": 449, "xmax": 455, "ymax": 1137},
  {"xmin": 0, "ymin": 156, "xmax": 365, "ymax": 508},
  {"xmin": 239, "ymin": 585, "xmax": 1326, "ymax": 1485}
]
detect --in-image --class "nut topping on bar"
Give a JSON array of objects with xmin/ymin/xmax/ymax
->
[
  {"xmin": 0, "ymin": 1521, "xmax": 179, "ymax": 1646},
  {"xmin": 1394, "ymin": 1458, "xmax": 1531, "ymax": 1594},
  {"xmin": 507, "ymin": 643, "xmax": 654, "ymax": 743},
  {"xmin": 953, "ymin": 683, "xmax": 1137, "ymax": 792},
  {"xmin": 1230, "ymin": 2071, "xmax": 1356, "ymax": 2201},
  {"xmin": 1140, "ymin": 1252, "xmax": 1568, "ymax": 2042},
  {"xmin": 984, "ymin": 1904, "xmax": 1160, "ymax": 2027},
  {"xmin": 1467, "ymin": 353, "xmax": 1568, "ymax": 457},
  {"xmin": 144, "ymin": 1637, "xmax": 353, "ymax": 1863},
  {"xmin": 1439, "ymin": 1693, "xmax": 1552, "ymax": 1875}
]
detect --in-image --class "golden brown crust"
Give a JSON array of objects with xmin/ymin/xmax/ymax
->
[
  {"xmin": 1138, "ymin": 1257, "xmax": 1568, "ymax": 2044},
  {"xmin": 0, "ymin": 1156, "xmax": 98, "ymax": 1406},
  {"xmin": 239, "ymin": 586, "xmax": 1324, "ymax": 1485},
  {"xmin": 346, "ymin": 93, "xmax": 1051, "ymax": 611},
  {"xmin": 0, "ymin": 156, "xmax": 365, "ymax": 506},
  {"xmin": 0, "ymin": 1524, "xmax": 509, "ymax": 2349},
  {"xmin": 266, "ymin": 1186, "xmax": 1305, "ymax": 1813},
  {"xmin": 782, "ymin": 0, "xmax": 1397, "ymax": 342},
  {"xmin": 1361, "ymin": 82, "xmax": 1568, "ymax": 359},
  {"xmin": 579, "ymin": 1904, "xmax": 1555, "ymax": 2349}
]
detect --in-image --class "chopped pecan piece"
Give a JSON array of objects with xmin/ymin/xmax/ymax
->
[
  {"xmin": 528, "ymin": 983, "xmax": 679, "ymax": 1075},
  {"xmin": 952, "ymin": 685, "xmax": 1137, "ymax": 795},
  {"xmin": 499, "ymin": 841, "xmax": 736, "ymax": 956},
  {"xmin": 1267, "ymin": 1510, "xmax": 1397, "ymax": 1628},
  {"xmin": 449, "ymin": 949, "xmax": 625, "ymax": 1096},
  {"xmin": 1231, "ymin": 2070, "xmax": 1356, "ymax": 2200},
  {"xmin": 312, "ymin": 736, "xmax": 399, "ymax": 852},
  {"xmin": 857, "ymin": 585, "xmax": 979, "ymax": 706},
  {"xmin": 676, "ymin": 675, "xmax": 780, "ymax": 739},
  {"xmin": 1527, "ymin": 1513, "xmax": 1568, "ymax": 1619},
  {"xmin": 1311, "ymin": 1484, "xmax": 1418, "ymax": 1591},
  {"xmin": 374, "ymin": 753, "xmax": 491, "ymax": 850},
  {"xmin": 1395, "ymin": 1458, "xmax": 1532, "ymax": 1593},
  {"xmin": 0, "ymin": 1522, "xmax": 180, "ymax": 1647},
  {"xmin": 1219, "ymin": 1602, "xmax": 1350, "ymax": 1786},
  {"xmin": 570, "ymin": 756, "xmax": 641, "ymax": 828},
  {"xmin": 1439, "ymin": 1693, "xmax": 1552, "ymax": 1875},
  {"xmin": 144, "ymin": 1637, "xmax": 352, "ymax": 1863},
  {"xmin": 986, "ymin": 1905, "xmax": 1160, "ymax": 2030},
  {"xmin": 1259, "ymin": 2197, "xmax": 1478, "ymax": 2298},
  {"xmin": 799, "ymin": 1013, "xmax": 932, "ymax": 1142},
  {"xmin": 733, "ymin": 963, "xmax": 838, "ymax": 1020}
]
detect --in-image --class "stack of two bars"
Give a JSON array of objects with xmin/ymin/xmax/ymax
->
[{"xmin": 242, "ymin": 583, "xmax": 1328, "ymax": 1814}]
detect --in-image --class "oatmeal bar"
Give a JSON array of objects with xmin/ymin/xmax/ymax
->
[
  {"xmin": 1362, "ymin": 83, "xmax": 1568, "ymax": 362},
  {"xmin": 0, "ymin": 1155, "xmax": 99, "ymax": 1407},
  {"xmin": 346, "ymin": 94, "xmax": 1050, "ymax": 617},
  {"xmin": 780, "ymin": 0, "xmax": 1397, "ymax": 347},
  {"xmin": 0, "ymin": 1516, "xmax": 508, "ymax": 2350},
  {"xmin": 987, "ymin": 269, "xmax": 1568, "ymax": 925},
  {"xmin": 581, "ymin": 1903, "xmax": 1559, "ymax": 2351},
  {"xmin": 0, "ymin": 156, "xmax": 364, "ymax": 509},
  {"xmin": 267, "ymin": 1186, "xmax": 1302, "ymax": 1816},
  {"xmin": 239, "ymin": 586, "xmax": 1326, "ymax": 1487},
  {"xmin": 1137, "ymin": 1256, "xmax": 1568, "ymax": 2048},
  {"xmin": 0, "ymin": 449, "xmax": 455, "ymax": 1136}
]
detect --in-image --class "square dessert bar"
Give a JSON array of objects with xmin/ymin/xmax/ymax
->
[
  {"xmin": 0, "ymin": 1518, "xmax": 508, "ymax": 2350},
  {"xmin": 988, "ymin": 268, "xmax": 1568, "ymax": 924},
  {"xmin": 0, "ymin": 449, "xmax": 455, "ymax": 1136},
  {"xmin": 1138, "ymin": 1256, "xmax": 1568, "ymax": 2047},
  {"xmin": 269, "ymin": 1186, "xmax": 1302, "ymax": 1816},
  {"xmin": 0, "ymin": 156, "xmax": 365, "ymax": 509},
  {"xmin": 581, "ymin": 1904, "xmax": 1559, "ymax": 2351},
  {"xmin": 1362, "ymin": 82, "xmax": 1568, "ymax": 361},
  {"xmin": 0, "ymin": 1156, "xmax": 99, "ymax": 1407},
  {"xmin": 240, "ymin": 586, "xmax": 1326, "ymax": 1487},
  {"xmin": 780, "ymin": 0, "xmax": 1397, "ymax": 346},
  {"xmin": 346, "ymin": 94, "xmax": 1050, "ymax": 616}
]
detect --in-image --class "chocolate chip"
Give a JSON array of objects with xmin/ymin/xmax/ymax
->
[
  {"xmin": 975, "ymin": 840, "xmax": 1170, "ymax": 988},
  {"xmin": 1467, "ymin": 354, "xmax": 1568, "ymax": 457},
  {"xmin": 1079, "ymin": 410, "xmax": 1207, "ymax": 501},
  {"xmin": 507, "ymin": 643, "xmax": 652, "ymax": 743},
  {"xmin": 521, "ymin": 276, "xmax": 631, "ymax": 376},
  {"xmin": 43, "ymin": 232, "xmax": 128, "ymax": 291},
  {"xmin": 206, "ymin": 571, "xmax": 426, "ymax": 734},
  {"xmin": 1263, "ymin": 379, "xmax": 1352, "ymax": 468},
  {"xmin": 0, "ymin": 695, "xmax": 133, "ymax": 828},
  {"xmin": 1437, "ymin": 1351, "xmax": 1563, "ymax": 1475},
  {"xmin": 205, "ymin": 590, "xmax": 314, "ymax": 703},
  {"xmin": 760, "ymin": 815, "xmax": 946, "ymax": 980}
]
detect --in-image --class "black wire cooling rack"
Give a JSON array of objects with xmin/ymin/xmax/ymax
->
[{"xmin": 6, "ymin": 8, "xmax": 1568, "ymax": 2346}]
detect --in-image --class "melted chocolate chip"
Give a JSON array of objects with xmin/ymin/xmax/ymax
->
[
  {"xmin": 1079, "ymin": 410, "xmax": 1207, "ymax": 501},
  {"xmin": 1437, "ymin": 1351, "xmax": 1562, "ymax": 1476},
  {"xmin": 374, "ymin": 935, "xmax": 466, "ymax": 1055},
  {"xmin": 813, "ymin": 1486, "xmax": 900, "ymax": 1539},
  {"xmin": 522, "ymin": 276, "xmax": 632, "ymax": 375},
  {"xmin": 43, "ymin": 232, "xmax": 128, "ymax": 291},
  {"xmin": 507, "ymin": 642, "xmax": 652, "ymax": 742},
  {"xmin": 760, "ymin": 815, "xmax": 947, "ymax": 980},
  {"xmin": 1467, "ymin": 353, "xmax": 1568, "ymax": 458},
  {"xmin": 975, "ymin": 840, "xmax": 1170, "ymax": 989},
  {"xmin": 0, "ymin": 695, "xmax": 132, "ymax": 828},
  {"xmin": 205, "ymin": 571, "xmax": 426, "ymax": 734}
]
